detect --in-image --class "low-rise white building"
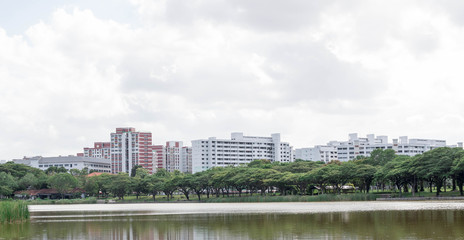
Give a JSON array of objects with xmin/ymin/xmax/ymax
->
[
  {"xmin": 294, "ymin": 145, "xmax": 338, "ymax": 163},
  {"xmin": 295, "ymin": 133, "xmax": 462, "ymax": 162},
  {"xmin": 13, "ymin": 156, "xmax": 111, "ymax": 173},
  {"xmin": 192, "ymin": 132, "xmax": 293, "ymax": 173}
]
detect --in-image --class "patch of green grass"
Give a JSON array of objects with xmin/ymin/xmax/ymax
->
[
  {"xmin": 113, "ymin": 195, "xmax": 194, "ymax": 203},
  {"xmin": 28, "ymin": 197, "xmax": 97, "ymax": 205},
  {"xmin": 0, "ymin": 201, "xmax": 29, "ymax": 223},
  {"xmin": 203, "ymin": 193, "xmax": 378, "ymax": 203},
  {"xmin": 390, "ymin": 190, "xmax": 463, "ymax": 198}
]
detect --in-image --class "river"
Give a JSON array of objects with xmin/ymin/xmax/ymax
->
[{"xmin": 2, "ymin": 201, "xmax": 464, "ymax": 239}]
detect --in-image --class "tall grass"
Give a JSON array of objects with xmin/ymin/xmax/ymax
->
[
  {"xmin": 203, "ymin": 193, "xmax": 378, "ymax": 203},
  {"xmin": 0, "ymin": 201, "xmax": 30, "ymax": 223}
]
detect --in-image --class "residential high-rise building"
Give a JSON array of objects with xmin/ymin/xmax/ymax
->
[
  {"xmin": 110, "ymin": 127, "xmax": 154, "ymax": 174},
  {"xmin": 152, "ymin": 145, "xmax": 166, "ymax": 170},
  {"xmin": 165, "ymin": 141, "xmax": 182, "ymax": 172},
  {"xmin": 191, "ymin": 132, "xmax": 293, "ymax": 173},
  {"xmin": 83, "ymin": 142, "xmax": 111, "ymax": 159},
  {"xmin": 151, "ymin": 142, "xmax": 192, "ymax": 173},
  {"xmin": 164, "ymin": 141, "xmax": 192, "ymax": 173},
  {"xmin": 182, "ymin": 146, "xmax": 193, "ymax": 173}
]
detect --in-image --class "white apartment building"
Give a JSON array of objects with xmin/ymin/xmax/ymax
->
[
  {"xmin": 295, "ymin": 133, "xmax": 463, "ymax": 163},
  {"xmin": 13, "ymin": 156, "xmax": 111, "ymax": 173},
  {"xmin": 295, "ymin": 133, "xmax": 462, "ymax": 162},
  {"xmin": 334, "ymin": 133, "xmax": 459, "ymax": 161},
  {"xmin": 181, "ymin": 146, "xmax": 192, "ymax": 173},
  {"xmin": 192, "ymin": 132, "xmax": 293, "ymax": 173},
  {"xmin": 294, "ymin": 145, "xmax": 338, "ymax": 163}
]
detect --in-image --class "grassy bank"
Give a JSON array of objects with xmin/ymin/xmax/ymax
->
[
  {"xmin": 203, "ymin": 193, "xmax": 378, "ymax": 203},
  {"xmin": 0, "ymin": 201, "xmax": 29, "ymax": 223},
  {"xmin": 26, "ymin": 197, "xmax": 98, "ymax": 205}
]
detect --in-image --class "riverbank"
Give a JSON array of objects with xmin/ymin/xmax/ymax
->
[
  {"xmin": 20, "ymin": 193, "xmax": 378, "ymax": 205},
  {"xmin": 17, "ymin": 191, "xmax": 464, "ymax": 205},
  {"xmin": 203, "ymin": 193, "xmax": 377, "ymax": 202},
  {"xmin": 377, "ymin": 196, "xmax": 464, "ymax": 201},
  {"xmin": 28, "ymin": 201, "xmax": 464, "ymax": 215}
]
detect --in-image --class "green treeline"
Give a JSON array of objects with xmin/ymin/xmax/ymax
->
[{"xmin": 1, "ymin": 147, "xmax": 464, "ymax": 201}]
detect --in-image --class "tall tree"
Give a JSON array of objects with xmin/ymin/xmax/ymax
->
[
  {"xmin": 366, "ymin": 149, "xmax": 396, "ymax": 166},
  {"xmin": 18, "ymin": 173, "xmax": 38, "ymax": 190},
  {"xmin": 147, "ymin": 174, "xmax": 164, "ymax": 202},
  {"xmin": 190, "ymin": 171, "xmax": 209, "ymax": 201},
  {"xmin": 414, "ymin": 147, "xmax": 454, "ymax": 196},
  {"xmin": 379, "ymin": 156, "xmax": 411, "ymax": 196},
  {"xmin": 173, "ymin": 172, "xmax": 193, "ymax": 200},
  {"xmin": 0, "ymin": 172, "xmax": 18, "ymax": 197},
  {"xmin": 353, "ymin": 164, "xmax": 377, "ymax": 193},
  {"xmin": 131, "ymin": 168, "xmax": 150, "ymax": 199},
  {"xmin": 110, "ymin": 173, "xmax": 132, "ymax": 200},
  {"xmin": 451, "ymin": 156, "xmax": 464, "ymax": 196},
  {"xmin": 48, "ymin": 173, "xmax": 78, "ymax": 199}
]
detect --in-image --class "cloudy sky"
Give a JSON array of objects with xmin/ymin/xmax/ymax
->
[{"xmin": 2, "ymin": 0, "xmax": 464, "ymax": 160}]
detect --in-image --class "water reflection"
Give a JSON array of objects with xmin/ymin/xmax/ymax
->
[{"xmin": 2, "ymin": 210, "xmax": 464, "ymax": 239}]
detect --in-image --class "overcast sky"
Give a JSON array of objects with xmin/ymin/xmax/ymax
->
[{"xmin": 2, "ymin": 0, "xmax": 464, "ymax": 160}]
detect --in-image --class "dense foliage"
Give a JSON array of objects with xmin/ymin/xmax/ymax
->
[{"xmin": 2, "ymin": 147, "xmax": 464, "ymax": 200}]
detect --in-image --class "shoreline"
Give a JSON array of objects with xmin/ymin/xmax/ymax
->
[
  {"xmin": 28, "ymin": 201, "xmax": 464, "ymax": 216},
  {"xmin": 377, "ymin": 196, "xmax": 464, "ymax": 201}
]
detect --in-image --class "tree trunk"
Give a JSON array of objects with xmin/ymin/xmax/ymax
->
[
  {"xmin": 396, "ymin": 183, "xmax": 402, "ymax": 197},
  {"xmin": 436, "ymin": 180, "xmax": 442, "ymax": 196},
  {"xmin": 459, "ymin": 180, "xmax": 464, "ymax": 196}
]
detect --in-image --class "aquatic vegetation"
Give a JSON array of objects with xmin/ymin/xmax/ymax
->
[{"xmin": 0, "ymin": 201, "xmax": 30, "ymax": 223}]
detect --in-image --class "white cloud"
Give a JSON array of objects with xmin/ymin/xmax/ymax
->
[{"xmin": 1, "ymin": 1, "xmax": 464, "ymax": 160}]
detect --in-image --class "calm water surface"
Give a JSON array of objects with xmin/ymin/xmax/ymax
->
[{"xmin": 2, "ymin": 202, "xmax": 464, "ymax": 239}]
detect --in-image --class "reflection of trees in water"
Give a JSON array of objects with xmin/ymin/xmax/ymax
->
[{"xmin": 3, "ymin": 210, "xmax": 464, "ymax": 239}]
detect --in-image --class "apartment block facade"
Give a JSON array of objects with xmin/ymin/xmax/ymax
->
[
  {"xmin": 152, "ymin": 145, "xmax": 166, "ymax": 170},
  {"xmin": 152, "ymin": 142, "xmax": 192, "ymax": 173},
  {"xmin": 191, "ymin": 132, "xmax": 293, "ymax": 173},
  {"xmin": 83, "ymin": 142, "xmax": 111, "ymax": 159},
  {"xmin": 110, "ymin": 127, "xmax": 154, "ymax": 174},
  {"xmin": 294, "ymin": 145, "xmax": 338, "ymax": 163},
  {"xmin": 294, "ymin": 133, "xmax": 463, "ymax": 162},
  {"xmin": 182, "ymin": 146, "xmax": 192, "ymax": 173}
]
